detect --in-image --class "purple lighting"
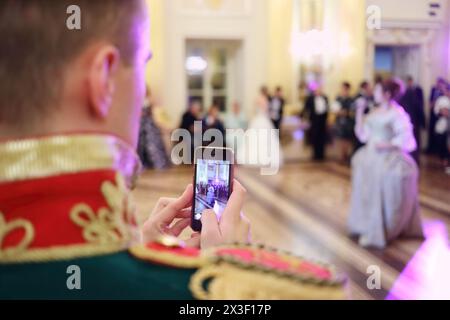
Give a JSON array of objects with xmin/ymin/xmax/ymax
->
[{"xmin": 386, "ymin": 220, "xmax": 450, "ymax": 300}]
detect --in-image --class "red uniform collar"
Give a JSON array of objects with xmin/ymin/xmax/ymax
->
[{"xmin": 0, "ymin": 134, "xmax": 140, "ymax": 264}]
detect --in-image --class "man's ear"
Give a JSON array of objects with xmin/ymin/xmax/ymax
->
[{"xmin": 87, "ymin": 46, "xmax": 120, "ymax": 119}]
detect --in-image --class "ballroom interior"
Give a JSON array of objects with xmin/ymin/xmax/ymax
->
[{"xmin": 134, "ymin": 0, "xmax": 450, "ymax": 300}]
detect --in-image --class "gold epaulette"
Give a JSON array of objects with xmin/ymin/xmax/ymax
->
[
  {"xmin": 129, "ymin": 237, "xmax": 348, "ymax": 300},
  {"xmin": 129, "ymin": 236, "xmax": 207, "ymax": 269},
  {"xmin": 190, "ymin": 244, "xmax": 348, "ymax": 300}
]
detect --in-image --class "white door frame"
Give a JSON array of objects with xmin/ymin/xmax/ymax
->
[
  {"xmin": 365, "ymin": 28, "xmax": 436, "ymax": 100},
  {"xmin": 163, "ymin": 0, "xmax": 268, "ymax": 124}
]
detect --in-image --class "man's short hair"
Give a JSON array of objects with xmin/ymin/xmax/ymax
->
[
  {"xmin": 342, "ymin": 82, "xmax": 351, "ymax": 90},
  {"xmin": 360, "ymin": 81, "xmax": 369, "ymax": 90},
  {"xmin": 0, "ymin": 0, "xmax": 145, "ymax": 126}
]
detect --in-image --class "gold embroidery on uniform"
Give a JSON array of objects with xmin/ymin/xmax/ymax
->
[
  {"xmin": 0, "ymin": 173, "xmax": 136, "ymax": 264},
  {"xmin": 0, "ymin": 134, "xmax": 142, "ymax": 188},
  {"xmin": 0, "ymin": 212, "xmax": 34, "ymax": 259},
  {"xmin": 189, "ymin": 244, "xmax": 348, "ymax": 300},
  {"xmin": 129, "ymin": 244, "xmax": 207, "ymax": 269},
  {"xmin": 190, "ymin": 262, "xmax": 347, "ymax": 300},
  {"xmin": 70, "ymin": 173, "xmax": 131, "ymax": 245},
  {"xmin": 70, "ymin": 206, "xmax": 123, "ymax": 244}
]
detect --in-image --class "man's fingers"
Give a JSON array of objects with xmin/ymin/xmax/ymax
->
[
  {"xmin": 160, "ymin": 185, "xmax": 193, "ymax": 224},
  {"xmin": 152, "ymin": 197, "xmax": 176, "ymax": 213},
  {"xmin": 170, "ymin": 207, "xmax": 192, "ymax": 220},
  {"xmin": 221, "ymin": 179, "xmax": 247, "ymax": 225},
  {"xmin": 201, "ymin": 209, "xmax": 221, "ymax": 247},
  {"xmin": 185, "ymin": 233, "xmax": 201, "ymax": 248},
  {"xmin": 239, "ymin": 214, "xmax": 251, "ymax": 243},
  {"xmin": 168, "ymin": 218, "xmax": 191, "ymax": 237}
]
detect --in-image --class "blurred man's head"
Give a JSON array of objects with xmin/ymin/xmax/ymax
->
[
  {"xmin": 445, "ymin": 85, "xmax": 450, "ymax": 97},
  {"xmin": 360, "ymin": 81, "xmax": 371, "ymax": 95},
  {"xmin": 209, "ymin": 104, "xmax": 220, "ymax": 118},
  {"xmin": 0, "ymin": 0, "xmax": 150, "ymax": 147},
  {"xmin": 260, "ymin": 86, "xmax": 270, "ymax": 97},
  {"xmin": 275, "ymin": 86, "xmax": 283, "ymax": 97},
  {"xmin": 308, "ymin": 81, "xmax": 321, "ymax": 96},
  {"xmin": 341, "ymin": 82, "xmax": 351, "ymax": 97},
  {"xmin": 375, "ymin": 75, "xmax": 383, "ymax": 84},
  {"xmin": 437, "ymin": 78, "xmax": 448, "ymax": 91},
  {"xmin": 189, "ymin": 101, "xmax": 202, "ymax": 116},
  {"xmin": 406, "ymin": 76, "xmax": 414, "ymax": 88}
]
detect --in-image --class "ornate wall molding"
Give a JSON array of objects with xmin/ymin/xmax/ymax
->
[
  {"xmin": 176, "ymin": 0, "xmax": 252, "ymax": 17},
  {"xmin": 367, "ymin": 28, "xmax": 436, "ymax": 46},
  {"xmin": 365, "ymin": 27, "xmax": 437, "ymax": 81}
]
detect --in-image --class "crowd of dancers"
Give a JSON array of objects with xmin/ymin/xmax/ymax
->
[
  {"xmin": 137, "ymin": 76, "xmax": 449, "ymax": 248},
  {"xmin": 301, "ymin": 76, "xmax": 450, "ymax": 170},
  {"xmin": 138, "ymin": 76, "xmax": 450, "ymax": 173}
]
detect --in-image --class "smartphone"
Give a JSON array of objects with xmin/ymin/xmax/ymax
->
[{"xmin": 191, "ymin": 147, "xmax": 234, "ymax": 232}]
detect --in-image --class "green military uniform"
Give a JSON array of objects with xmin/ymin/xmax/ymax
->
[{"xmin": 0, "ymin": 134, "xmax": 346, "ymax": 299}]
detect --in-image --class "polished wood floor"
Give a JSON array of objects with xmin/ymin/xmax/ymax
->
[{"xmin": 132, "ymin": 141, "xmax": 450, "ymax": 300}]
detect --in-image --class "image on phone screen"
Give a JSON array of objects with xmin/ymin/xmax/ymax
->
[{"xmin": 192, "ymin": 158, "xmax": 232, "ymax": 230}]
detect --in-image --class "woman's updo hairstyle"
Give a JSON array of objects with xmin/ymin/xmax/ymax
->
[{"xmin": 382, "ymin": 78, "xmax": 404, "ymax": 101}]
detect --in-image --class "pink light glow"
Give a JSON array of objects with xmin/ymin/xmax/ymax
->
[{"xmin": 386, "ymin": 220, "xmax": 450, "ymax": 300}]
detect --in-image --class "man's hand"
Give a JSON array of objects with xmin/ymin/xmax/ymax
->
[
  {"xmin": 141, "ymin": 179, "xmax": 251, "ymax": 250},
  {"xmin": 141, "ymin": 184, "xmax": 197, "ymax": 246},
  {"xmin": 200, "ymin": 179, "xmax": 251, "ymax": 249}
]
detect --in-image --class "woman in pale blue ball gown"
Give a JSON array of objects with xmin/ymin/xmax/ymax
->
[{"xmin": 349, "ymin": 79, "xmax": 423, "ymax": 248}]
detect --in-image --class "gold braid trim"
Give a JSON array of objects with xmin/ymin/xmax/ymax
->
[
  {"xmin": 0, "ymin": 134, "xmax": 141, "ymax": 189},
  {"xmin": 0, "ymin": 213, "xmax": 35, "ymax": 260},
  {"xmin": 203, "ymin": 243, "xmax": 345, "ymax": 285},
  {"xmin": 129, "ymin": 245, "xmax": 207, "ymax": 269},
  {"xmin": 0, "ymin": 173, "xmax": 135, "ymax": 264},
  {"xmin": 0, "ymin": 243, "xmax": 126, "ymax": 264},
  {"xmin": 190, "ymin": 262, "xmax": 348, "ymax": 300}
]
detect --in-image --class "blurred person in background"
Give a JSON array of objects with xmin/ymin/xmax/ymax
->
[
  {"xmin": 354, "ymin": 81, "xmax": 376, "ymax": 113},
  {"xmin": 0, "ymin": 0, "xmax": 251, "ymax": 299},
  {"xmin": 180, "ymin": 100, "xmax": 202, "ymax": 133},
  {"xmin": 225, "ymin": 101, "xmax": 247, "ymax": 131},
  {"xmin": 349, "ymin": 79, "xmax": 423, "ymax": 249},
  {"xmin": 399, "ymin": 76, "xmax": 426, "ymax": 165},
  {"xmin": 137, "ymin": 86, "xmax": 170, "ymax": 169},
  {"xmin": 352, "ymin": 81, "xmax": 375, "ymax": 152},
  {"xmin": 373, "ymin": 75, "xmax": 384, "ymax": 107},
  {"xmin": 427, "ymin": 78, "xmax": 448, "ymax": 154},
  {"xmin": 225, "ymin": 101, "xmax": 247, "ymax": 152},
  {"xmin": 303, "ymin": 83, "xmax": 329, "ymax": 161},
  {"xmin": 332, "ymin": 82, "xmax": 355, "ymax": 164},
  {"xmin": 202, "ymin": 103, "xmax": 226, "ymax": 148},
  {"xmin": 434, "ymin": 86, "xmax": 450, "ymax": 167},
  {"xmin": 260, "ymin": 85, "xmax": 272, "ymax": 103},
  {"xmin": 179, "ymin": 100, "xmax": 202, "ymax": 161},
  {"xmin": 269, "ymin": 86, "xmax": 285, "ymax": 131}
]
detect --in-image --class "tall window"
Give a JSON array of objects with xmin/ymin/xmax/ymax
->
[{"xmin": 186, "ymin": 41, "xmax": 232, "ymax": 112}]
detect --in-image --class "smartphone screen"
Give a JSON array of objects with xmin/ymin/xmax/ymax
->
[{"xmin": 191, "ymin": 147, "xmax": 234, "ymax": 232}]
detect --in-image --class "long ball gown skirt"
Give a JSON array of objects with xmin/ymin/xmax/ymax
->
[
  {"xmin": 138, "ymin": 113, "xmax": 171, "ymax": 170},
  {"xmin": 348, "ymin": 146, "xmax": 423, "ymax": 248}
]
